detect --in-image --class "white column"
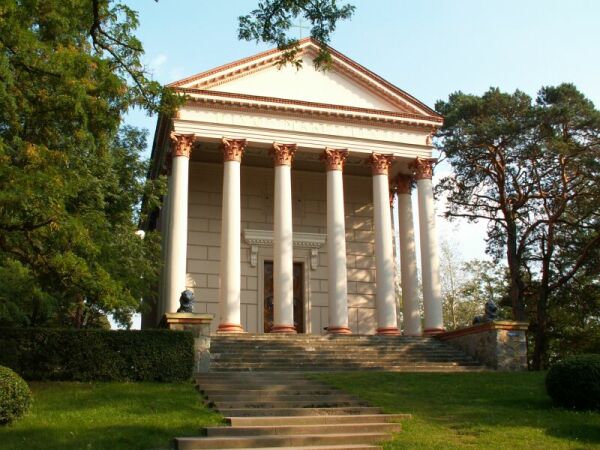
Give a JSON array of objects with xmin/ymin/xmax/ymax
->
[
  {"xmin": 217, "ymin": 138, "xmax": 246, "ymax": 333},
  {"xmin": 414, "ymin": 157, "xmax": 444, "ymax": 334},
  {"xmin": 321, "ymin": 149, "xmax": 351, "ymax": 334},
  {"xmin": 159, "ymin": 173, "xmax": 172, "ymax": 319},
  {"xmin": 396, "ymin": 175, "xmax": 422, "ymax": 336},
  {"xmin": 165, "ymin": 133, "xmax": 194, "ymax": 313},
  {"xmin": 271, "ymin": 143, "xmax": 297, "ymax": 333},
  {"xmin": 370, "ymin": 153, "xmax": 400, "ymax": 335}
]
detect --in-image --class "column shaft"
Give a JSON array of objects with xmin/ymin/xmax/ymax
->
[
  {"xmin": 370, "ymin": 153, "xmax": 400, "ymax": 335},
  {"xmin": 165, "ymin": 133, "xmax": 194, "ymax": 313},
  {"xmin": 218, "ymin": 138, "xmax": 246, "ymax": 332},
  {"xmin": 414, "ymin": 158, "xmax": 444, "ymax": 333},
  {"xmin": 271, "ymin": 143, "xmax": 297, "ymax": 333},
  {"xmin": 322, "ymin": 149, "xmax": 351, "ymax": 334},
  {"xmin": 396, "ymin": 176, "xmax": 422, "ymax": 335}
]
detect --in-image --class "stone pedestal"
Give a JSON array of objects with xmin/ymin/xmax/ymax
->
[
  {"xmin": 162, "ymin": 313, "xmax": 214, "ymax": 373},
  {"xmin": 437, "ymin": 321, "xmax": 529, "ymax": 371}
]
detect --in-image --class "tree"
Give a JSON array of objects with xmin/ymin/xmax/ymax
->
[
  {"xmin": 436, "ymin": 84, "xmax": 600, "ymax": 369},
  {"xmin": 239, "ymin": 0, "xmax": 355, "ymax": 68},
  {"xmin": 0, "ymin": 1, "xmax": 354, "ymax": 327}
]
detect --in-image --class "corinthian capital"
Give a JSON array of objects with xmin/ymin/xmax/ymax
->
[
  {"xmin": 395, "ymin": 174, "xmax": 414, "ymax": 194},
  {"xmin": 221, "ymin": 138, "xmax": 247, "ymax": 162},
  {"xmin": 271, "ymin": 142, "xmax": 297, "ymax": 166},
  {"xmin": 320, "ymin": 148, "xmax": 349, "ymax": 171},
  {"xmin": 170, "ymin": 133, "xmax": 195, "ymax": 158},
  {"xmin": 368, "ymin": 153, "xmax": 395, "ymax": 176},
  {"xmin": 411, "ymin": 157, "xmax": 436, "ymax": 180}
]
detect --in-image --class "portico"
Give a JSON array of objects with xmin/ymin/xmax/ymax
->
[{"xmin": 147, "ymin": 38, "xmax": 444, "ymax": 335}]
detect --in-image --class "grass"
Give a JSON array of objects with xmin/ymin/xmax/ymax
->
[
  {"xmin": 0, "ymin": 381, "xmax": 223, "ymax": 450},
  {"xmin": 313, "ymin": 372, "xmax": 600, "ymax": 450},
  {"xmin": 2, "ymin": 373, "xmax": 598, "ymax": 449}
]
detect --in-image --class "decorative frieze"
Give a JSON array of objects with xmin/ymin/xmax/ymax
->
[
  {"xmin": 368, "ymin": 153, "xmax": 394, "ymax": 176},
  {"xmin": 170, "ymin": 132, "xmax": 195, "ymax": 158},
  {"xmin": 270, "ymin": 142, "xmax": 297, "ymax": 166},
  {"xmin": 243, "ymin": 229, "xmax": 326, "ymax": 270},
  {"xmin": 320, "ymin": 148, "xmax": 349, "ymax": 171},
  {"xmin": 221, "ymin": 138, "xmax": 247, "ymax": 162},
  {"xmin": 411, "ymin": 157, "xmax": 436, "ymax": 180}
]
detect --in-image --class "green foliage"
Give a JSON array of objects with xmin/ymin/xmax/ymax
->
[
  {"xmin": 0, "ymin": 365, "xmax": 32, "ymax": 425},
  {"xmin": 546, "ymin": 354, "xmax": 600, "ymax": 410},
  {"xmin": 0, "ymin": 328, "xmax": 194, "ymax": 382},
  {"xmin": 238, "ymin": 0, "xmax": 355, "ymax": 69},
  {"xmin": 0, "ymin": 1, "xmax": 172, "ymax": 328},
  {"xmin": 436, "ymin": 84, "xmax": 600, "ymax": 368}
]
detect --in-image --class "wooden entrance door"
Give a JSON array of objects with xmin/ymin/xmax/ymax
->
[{"xmin": 263, "ymin": 261, "xmax": 304, "ymax": 333}]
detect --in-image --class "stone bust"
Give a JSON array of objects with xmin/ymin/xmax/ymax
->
[{"xmin": 177, "ymin": 289, "xmax": 195, "ymax": 313}]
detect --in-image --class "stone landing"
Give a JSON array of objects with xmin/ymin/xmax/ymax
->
[{"xmin": 175, "ymin": 372, "xmax": 411, "ymax": 450}]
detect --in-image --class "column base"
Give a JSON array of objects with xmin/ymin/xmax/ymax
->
[
  {"xmin": 326, "ymin": 326, "xmax": 352, "ymax": 335},
  {"xmin": 423, "ymin": 327, "xmax": 445, "ymax": 336},
  {"xmin": 217, "ymin": 323, "xmax": 245, "ymax": 333},
  {"xmin": 271, "ymin": 324, "xmax": 297, "ymax": 334},
  {"xmin": 376, "ymin": 327, "xmax": 401, "ymax": 336}
]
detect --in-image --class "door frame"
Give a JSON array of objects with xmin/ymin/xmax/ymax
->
[{"xmin": 258, "ymin": 250, "xmax": 312, "ymax": 334}]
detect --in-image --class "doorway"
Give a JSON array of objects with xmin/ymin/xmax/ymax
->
[{"xmin": 263, "ymin": 261, "xmax": 305, "ymax": 333}]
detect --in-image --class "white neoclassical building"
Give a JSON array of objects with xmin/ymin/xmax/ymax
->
[{"xmin": 145, "ymin": 39, "xmax": 444, "ymax": 336}]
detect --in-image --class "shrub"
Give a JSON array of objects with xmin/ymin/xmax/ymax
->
[
  {"xmin": 546, "ymin": 354, "xmax": 600, "ymax": 410},
  {"xmin": 0, "ymin": 365, "xmax": 32, "ymax": 424},
  {"xmin": 0, "ymin": 328, "xmax": 194, "ymax": 382}
]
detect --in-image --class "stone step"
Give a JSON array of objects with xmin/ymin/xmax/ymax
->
[
  {"xmin": 200, "ymin": 445, "xmax": 381, "ymax": 450},
  {"xmin": 209, "ymin": 362, "xmax": 480, "ymax": 369},
  {"xmin": 217, "ymin": 406, "xmax": 382, "ymax": 417},
  {"xmin": 200, "ymin": 388, "xmax": 343, "ymax": 396},
  {"xmin": 175, "ymin": 432, "xmax": 390, "ymax": 449},
  {"xmin": 210, "ymin": 356, "xmax": 476, "ymax": 364},
  {"xmin": 205, "ymin": 393, "xmax": 357, "ymax": 403},
  {"xmin": 226, "ymin": 414, "xmax": 411, "ymax": 427},
  {"xmin": 213, "ymin": 399, "xmax": 367, "ymax": 409},
  {"xmin": 205, "ymin": 422, "xmax": 401, "ymax": 437},
  {"xmin": 209, "ymin": 366, "xmax": 487, "ymax": 372}
]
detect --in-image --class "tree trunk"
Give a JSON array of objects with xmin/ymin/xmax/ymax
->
[
  {"xmin": 532, "ymin": 234, "xmax": 554, "ymax": 370},
  {"xmin": 506, "ymin": 220, "xmax": 527, "ymax": 321}
]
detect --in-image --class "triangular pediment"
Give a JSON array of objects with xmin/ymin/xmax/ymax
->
[{"xmin": 170, "ymin": 39, "xmax": 441, "ymax": 122}]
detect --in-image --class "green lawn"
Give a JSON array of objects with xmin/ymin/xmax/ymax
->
[
  {"xmin": 313, "ymin": 372, "xmax": 600, "ymax": 450},
  {"xmin": 2, "ymin": 373, "xmax": 598, "ymax": 450},
  {"xmin": 0, "ymin": 381, "xmax": 223, "ymax": 450}
]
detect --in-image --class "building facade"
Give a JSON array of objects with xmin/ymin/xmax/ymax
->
[{"xmin": 146, "ymin": 39, "xmax": 444, "ymax": 335}]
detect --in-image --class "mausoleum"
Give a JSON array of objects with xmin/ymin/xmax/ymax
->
[{"xmin": 145, "ymin": 38, "xmax": 444, "ymax": 336}]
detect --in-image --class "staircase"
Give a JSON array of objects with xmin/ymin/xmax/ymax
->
[
  {"xmin": 209, "ymin": 334, "xmax": 485, "ymax": 372},
  {"xmin": 175, "ymin": 372, "xmax": 410, "ymax": 449}
]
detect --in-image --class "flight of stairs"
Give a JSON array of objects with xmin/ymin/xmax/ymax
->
[
  {"xmin": 175, "ymin": 372, "xmax": 411, "ymax": 450},
  {"xmin": 209, "ymin": 334, "xmax": 485, "ymax": 372}
]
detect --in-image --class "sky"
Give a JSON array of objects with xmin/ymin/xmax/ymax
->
[{"xmin": 124, "ymin": 0, "xmax": 600, "ymax": 267}]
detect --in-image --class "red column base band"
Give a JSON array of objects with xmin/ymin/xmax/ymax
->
[
  {"xmin": 376, "ymin": 327, "xmax": 401, "ymax": 336},
  {"xmin": 271, "ymin": 325, "xmax": 297, "ymax": 334},
  {"xmin": 423, "ymin": 327, "xmax": 445, "ymax": 336},
  {"xmin": 217, "ymin": 323, "xmax": 244, "ymax": 333},
  {"xmin": 326, "ymin": 326, "xmax": 352, "ymax": 335}
]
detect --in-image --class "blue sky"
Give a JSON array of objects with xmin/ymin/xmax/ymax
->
[{"xmin": 125, "ymin": 0, "xmax": 600, "ymax": 261}]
